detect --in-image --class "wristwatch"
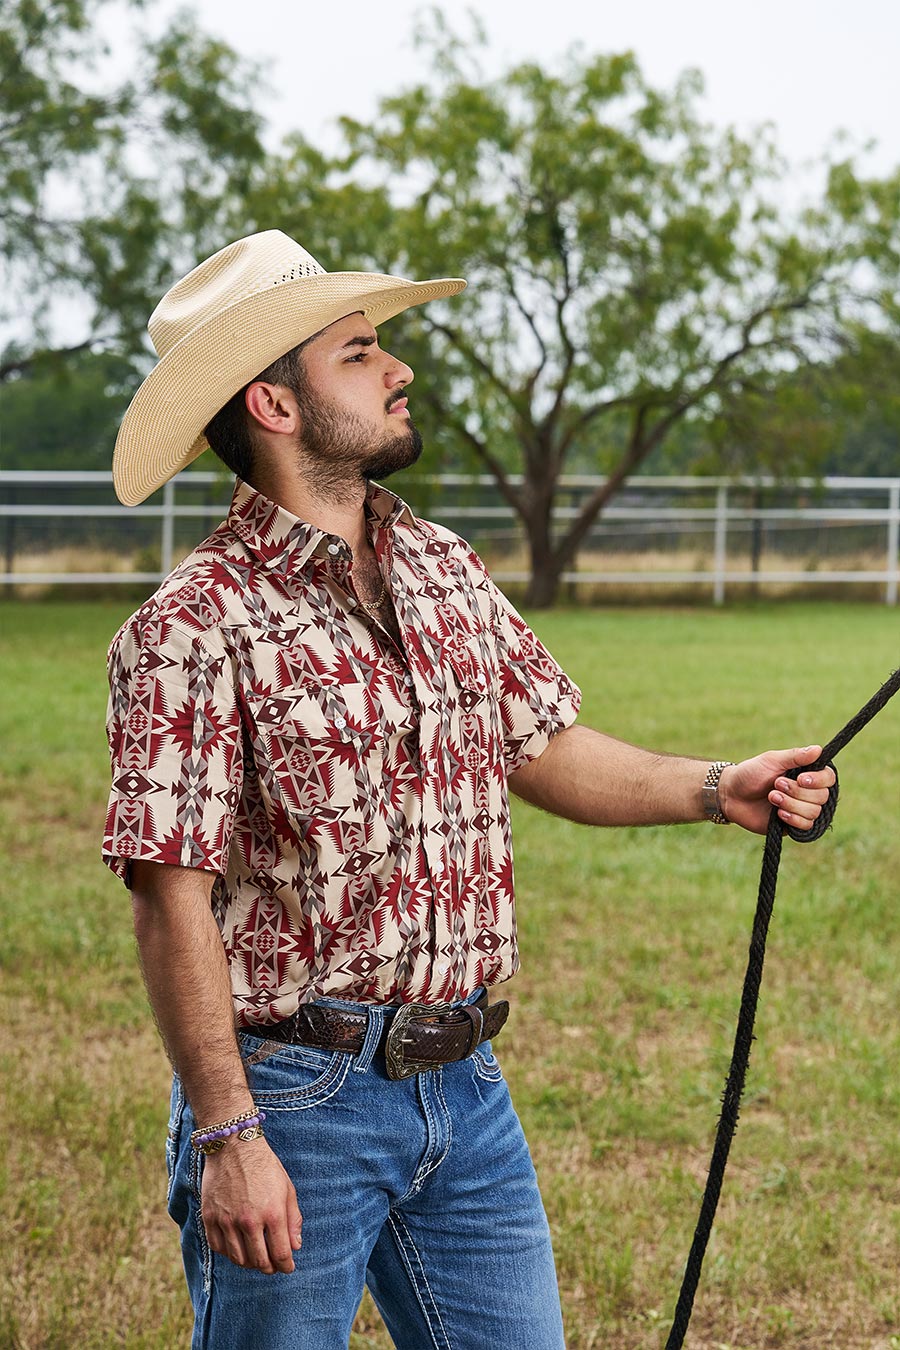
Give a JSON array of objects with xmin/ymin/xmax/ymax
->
[{"xmin": 702, "ymin": 761, "xmax": 734, "ymax": 824}]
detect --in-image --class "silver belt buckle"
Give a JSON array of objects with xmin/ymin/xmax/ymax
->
[
  {"xmin": 384, "ymin": 1001, "xmax": 450, "ymax": 1080},
  {"xmin": 384, "ymin": 1000, "xmax": 485, "ymax": 1080}
]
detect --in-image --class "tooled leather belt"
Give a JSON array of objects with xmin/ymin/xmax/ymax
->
[{"xmin": 245, "ymin": 992, "xmax": 509, "ymax": 1080}]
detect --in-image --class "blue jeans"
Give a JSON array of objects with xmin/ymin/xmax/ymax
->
[{"xmin": 166, "ymin": 991, "xmax": 566, "ymax": 1349}]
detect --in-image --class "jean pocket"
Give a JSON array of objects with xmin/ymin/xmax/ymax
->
[
  {"xmin": 165, "ymin": 1076, "xmax": 186, "ymax": 1211},
  {"xmin": 472, "ymin": 1041, "xmax": 504, "ymax": 1084},
  {"xmin": 238, "ymin": 1033, "xmax": 353, "ymax": 1110}
]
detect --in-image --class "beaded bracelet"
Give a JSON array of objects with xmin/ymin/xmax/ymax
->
[{"xmin": 190, "ymin": 1109, "xmax": 267, "ymax": 1156}]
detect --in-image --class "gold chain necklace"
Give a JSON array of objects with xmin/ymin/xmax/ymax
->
[{"xmin": 358, "ymin": 576, "xmax": 387, "ymax": 613}]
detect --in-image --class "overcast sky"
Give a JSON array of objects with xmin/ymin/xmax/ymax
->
[{"xmin": 137, "ymin": 0, "xmax": 899, "ymax": 176}]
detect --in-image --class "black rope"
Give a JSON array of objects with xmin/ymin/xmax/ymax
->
[{"xmin": 665, "ymin": 666, "xmax": 900, "ymax": 1350}]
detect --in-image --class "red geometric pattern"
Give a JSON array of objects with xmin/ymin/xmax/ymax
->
[{"xmin": 103, "ymin": 480, "xmax": 580, "ymax": 1025}]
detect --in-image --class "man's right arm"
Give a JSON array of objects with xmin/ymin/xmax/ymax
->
[{"xmin": 130, "ymin": 859, "xmax": 302, "ymax": 1274}]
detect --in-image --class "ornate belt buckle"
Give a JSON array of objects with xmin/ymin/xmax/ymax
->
[
  {"xmin": 384, "ymin": 1001, "xmax": 486, "ymax": 1080},
  {"xmin": 385, "ymin": 1001, "xmax": 451, "ymax": 1081}
]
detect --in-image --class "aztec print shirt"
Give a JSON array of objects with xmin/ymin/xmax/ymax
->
[{"xmin": 103, "ymin": 480, "xmax": 581, "ymax": 1025}]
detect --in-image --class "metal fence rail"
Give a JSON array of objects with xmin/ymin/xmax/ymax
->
[{"xmin": 1, "ymin": 470, "xmax": 898, "ymax": 604}]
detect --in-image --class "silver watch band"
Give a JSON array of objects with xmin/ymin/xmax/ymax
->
[{"xmin": 702, "ymin": 760, "xmax": 734, "ymax": 824}]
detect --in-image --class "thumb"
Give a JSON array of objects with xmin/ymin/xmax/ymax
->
[
  {"xmin": 776, "ymin": 744, "xmax": 823, "ymax": 772},
  {"xmin": 288, "ymin": 1195, "xmax": 302, "ymax": 1250}
]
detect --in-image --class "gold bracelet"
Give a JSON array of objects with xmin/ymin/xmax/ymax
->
[{"xmin": 190, "ymin": 1109, "xmax": 266, "ymax": 1155}]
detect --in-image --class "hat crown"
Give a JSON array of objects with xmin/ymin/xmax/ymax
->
[{"xmin": 148, "ymin": 230, "xmax": 326, "ymax": 358}]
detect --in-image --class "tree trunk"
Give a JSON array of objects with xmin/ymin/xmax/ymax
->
[
  {"xmin": 521, "ymin": 496, "xmax": 564, "ymax": 608},
  {"xmin": 524, "ymin": 561, "xmax": 564, "ymax": 608}
]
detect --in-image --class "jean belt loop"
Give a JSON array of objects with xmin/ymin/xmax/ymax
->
[{"xmin": 353, "ymin": 1006, "xmax": 385, "ymax": 1073}]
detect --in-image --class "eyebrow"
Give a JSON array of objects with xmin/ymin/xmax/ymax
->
[{"xmin": 339, "ymin": 334, "xmax": 378, "ymax": 351}]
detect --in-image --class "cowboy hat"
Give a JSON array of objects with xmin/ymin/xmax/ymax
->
[{"xmin": 112, "ymin": 230, "xmax": 466, "ymax": 505}]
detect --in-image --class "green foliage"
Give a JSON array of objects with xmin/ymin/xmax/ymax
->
[
  {"xmin": 0, "ymin": 0, "xmax": 266, "ymax": 379},
  {"xmin": 234, "ymin": 16, "xmax": 899, "ymax": 601},
  {"xmin": 5, "ymin": 4, "xmax": 899, "ymax": 600},
  {"xmin": 0, "ymin": 349, "xmax": 133, "ymax": 468}
]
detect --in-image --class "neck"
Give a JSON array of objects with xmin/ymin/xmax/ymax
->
[{"xmin": 252, "ymin": 460, "xmax": 370, "ymax": 554}]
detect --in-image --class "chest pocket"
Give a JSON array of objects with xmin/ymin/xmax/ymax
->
[
  {"xmin": 442, "ymin": 630, "xmax": 499, "ymax": 780},
  {"xmin": 246, "ymin": 681, "xmax": 413, "ymax": 821}
]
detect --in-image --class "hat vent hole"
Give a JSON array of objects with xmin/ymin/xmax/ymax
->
[{"xmin": 274, "ymin": 262, "xmax": 322, "ymax": 284}]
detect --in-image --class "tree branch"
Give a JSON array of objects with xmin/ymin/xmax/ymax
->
[
  {"xmin": 553, "ymin": 288, "xmax": 827, "ymax": 563},
  {"xmin": 422, "ymin": 317, "xmax": 526, "ymax": 414},
  {"xmin": 425, "ymin": 390, "xmax": 524, "ymax": 516},
  {"xmin": 500, "ymin": 266, "xmax": 548, "ymax": 397},
  {"xmin": 555, "ymin": 282, "xmax": 825, "ymax": 462},
  {"xmin": 0, "ymin": 337, "xmax": 106, "ymax": 382}
]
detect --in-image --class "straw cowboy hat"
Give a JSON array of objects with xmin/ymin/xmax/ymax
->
[{"xmin": 112, "ymin": 229, "xmax": 466, "ymax": 505}]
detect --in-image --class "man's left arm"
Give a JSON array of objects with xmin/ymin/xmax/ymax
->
[{"xmin": 507, "ymin": 724, "xmax": 835, "ymax": 835}]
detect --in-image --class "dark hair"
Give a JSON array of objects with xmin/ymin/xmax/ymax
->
[{"xmin": 203, "ymin": 339, "xmax": 312, "ymax": 485}]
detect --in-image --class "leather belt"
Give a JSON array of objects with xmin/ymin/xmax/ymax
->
[{"xmin": 247, "ymin": 992, "xmax": 509, "ymax": 1080}]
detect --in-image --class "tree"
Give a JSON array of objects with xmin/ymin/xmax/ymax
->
[
  {"xmin": 658, "ymin": 323, "xmax": 900, "ymax": 478},
  {"xmin": 0, "ymin": 0, "xmax": 266, "ymax": 382},
  {"xmin": 0, "ymin": 347, "xmax": 134, "ymax": 467},
  {"xmin": 242, "ymin": 19, "xmax": 900, "ymax": 604}
]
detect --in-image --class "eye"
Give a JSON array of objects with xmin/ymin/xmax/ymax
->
[{"xmin": 345, "ymin": 352, "xmax": 367, "ymax": 363}]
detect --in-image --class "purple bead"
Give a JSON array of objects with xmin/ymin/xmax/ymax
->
[{"xmin": 259, "ymin": 1111, "xmax": 266, "ymax": 1122}]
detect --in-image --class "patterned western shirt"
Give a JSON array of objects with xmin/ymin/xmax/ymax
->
[{"xmin": 103, "ymin": 480, "xmax": 581, "ymax": 1024}]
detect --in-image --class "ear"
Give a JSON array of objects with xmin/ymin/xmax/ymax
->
[{"xmin": 245, "ymin": 381, "xmax": 299, "ymax": 438}]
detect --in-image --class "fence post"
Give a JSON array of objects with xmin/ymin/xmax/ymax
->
[
  {"xmin": 713, "ymin": 484, "xmax": 728, "ymax": 605},
  {"xmin": 887, "ymin": 481, "xmax": 899, "ymax": 607},
  {"xmin": 161, "ymin": 480, "xmax": 174, "ymax": 578},
  {"xmin": 5, "ymin": 483, "xmax": 16, "ymax": 580}
]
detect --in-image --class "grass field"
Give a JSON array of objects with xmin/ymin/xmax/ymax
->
[{"xmin": 1, "ymin": 600, "xmax": 898, "ymax": 1350}]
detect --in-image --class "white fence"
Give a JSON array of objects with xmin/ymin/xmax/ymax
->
[{"xmin": 1, "ymin": 470, "xmax": 898, "ymax": 604}]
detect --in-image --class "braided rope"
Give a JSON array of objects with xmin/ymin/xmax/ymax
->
[{"xmin": 665, "ymin": 666, "xmax": 900, "ymax": 1350}]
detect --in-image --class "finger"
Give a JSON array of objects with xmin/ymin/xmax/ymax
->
[
  {"xmin": 792, "ymin": 744, "xmax": 823, "ymax": 767},
  {"xmin": 210, "ymin": 1221, "xmax": 249, "ymax": 1269},
  {"xmin": 240, "ymin": 1221, "xmax": 275, "ymax": 1274},
  {"xmin": 769, "ymin": 745, "xmax": 824, "ymax": 774},
  {"xmin": 265, "ymin": 1216, "xmax": 297, "ymax": 1274},
  {"xmin": 770, "ymin": 788, "xmax": 823, "ymax": 820},
  {"xmin": 796, "ymin": 767, "xmax": 836, "ymax": 790},
  {"xmin": 772, "ymin": 778, "xmax": 830, "ymax": 806},
  {"xmin": 782, "ymin": 797, "xmax": 822, "ymax": 823},
  {"xmin": 288, "ymin": 1193, "xmax": 303, "ymax": 1253},
  {"xmin": 776, "ymin": 806, "xmax": 819, "ymax": 831}
]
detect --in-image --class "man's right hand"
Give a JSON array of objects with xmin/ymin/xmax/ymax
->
[{"xmin": 200, "ymin": 1137, "xmax": 302, "ymax": 1274}]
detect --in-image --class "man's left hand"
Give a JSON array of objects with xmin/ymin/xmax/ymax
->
[{"xmin": 719, "ymin": 746, "xmax": 836, "ymax": 836}]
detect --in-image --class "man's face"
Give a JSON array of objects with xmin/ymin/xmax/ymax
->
[{"xmin": 290, "ymin": 313, "xmax": 422, "ymax": 492}]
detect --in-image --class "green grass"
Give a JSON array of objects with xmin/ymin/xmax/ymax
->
[{"xmin": 1, "ymin": 600, "xmax": 898, "ymax": 1349}]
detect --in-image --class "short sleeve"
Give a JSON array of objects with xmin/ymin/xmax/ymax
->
[
  {"xmin": 102, "ymin": 612, "xmax": 243, "ymax": 887},
  {"xmin": 456, "ymin": 546, "xmax": 581, "ymax": 775}
]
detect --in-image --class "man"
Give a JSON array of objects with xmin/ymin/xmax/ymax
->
[{"xmin": 103, "ymin": 230, "xmax": 835, "ymax": 1350}]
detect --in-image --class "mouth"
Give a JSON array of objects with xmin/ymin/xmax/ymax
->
[{"xmin": 387, "ymin": 397, "xmax": 409, "ymax": 417}]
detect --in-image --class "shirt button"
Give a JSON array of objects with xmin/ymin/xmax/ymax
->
[
  {"xmin": 327, "ymin": 543, "xmax": 341, "ymax": 556},
  {"xmin": 404, "ymin": 673, "xmax": 414, "ymax": 687},
  {"xmin": 333, "ymin": 715, "xmax": 347, "ymax": 730}
]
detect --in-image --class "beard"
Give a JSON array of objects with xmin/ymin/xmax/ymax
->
[{"xmin": 293, "ymin": 382, "xmax": 423, "ymax": 502}]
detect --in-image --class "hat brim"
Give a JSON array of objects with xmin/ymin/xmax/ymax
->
[{"xmin": 113, "ymin": 271, "xmax": 466, "ymax": 505}]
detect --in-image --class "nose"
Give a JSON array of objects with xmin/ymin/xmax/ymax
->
[{"xmin": 383, "ymin": 349, "xmax": 414, "ymax": 389}]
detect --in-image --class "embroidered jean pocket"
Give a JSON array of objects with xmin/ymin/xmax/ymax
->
[
  {"xmin": 472, "ymin": 1042, "xmax": 504, "ymax": 1084},
  {"xmin": 238, "ymin": 1033, "xmax": 353, "ymax": 1111},
  {"xmin": 165, "ymin": 1076, "xmax": 187, "ymax": 1217}
]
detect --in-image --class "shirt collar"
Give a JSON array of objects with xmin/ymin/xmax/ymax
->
[{"xmin": 227, "ymin": 479, "xmax": 415, "ymax": 578}]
